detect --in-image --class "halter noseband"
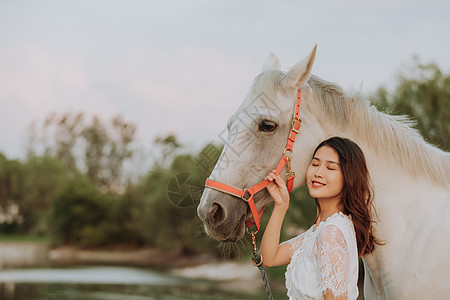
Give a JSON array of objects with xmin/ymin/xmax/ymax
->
[{"xmin": 205, "ymin": 89, "xmax": 302, "ymax": 231}]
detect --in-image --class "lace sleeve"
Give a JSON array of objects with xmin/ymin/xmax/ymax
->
[
  {"xmin": 280, "ymin": 233, "xmax": 305, "ymax": 257},
  {"xmin": 315, "ymin": 224, "xmax": 349, "ymax": 298}
]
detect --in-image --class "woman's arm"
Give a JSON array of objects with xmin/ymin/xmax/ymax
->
[
  {"xmin": 317, "ymin": 225, "xmax": 349, "ymax": 300},
  {"xmin": 260, "ymin": 172, "xmax": 292, "ymax": 267},
  {"xmin": 260, "ymin": 205, "xmax": 292, "ymax": 267},
  {"xmin": 323, "ymin": 292, "xmax": 347, "ymax": 300},
  {"xmin": 323, "ymin": 291, "xmax": 347, "ymax": 300}
]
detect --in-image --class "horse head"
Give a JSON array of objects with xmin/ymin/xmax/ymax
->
[{"xmin": 197, "ymin": 46, "xmax": 326, "ymax": 242}]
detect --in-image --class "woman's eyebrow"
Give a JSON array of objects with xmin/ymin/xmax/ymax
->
[{"xmin": 312, "ymin": 157, "xmax": 340, "ymax": 165}]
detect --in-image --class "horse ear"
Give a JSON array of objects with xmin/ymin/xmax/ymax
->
[
  {"xmin": 281, "ymin": 45, "xmax": 317, "ymax": 89},
  {"xmin": 261, "ymin": 52, "xmax": 281, "ymax": 72}
]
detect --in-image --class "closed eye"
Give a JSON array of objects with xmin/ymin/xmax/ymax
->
[{"xmin": 258, "ymin": 120, "xmax": 278, "ymax": 132}]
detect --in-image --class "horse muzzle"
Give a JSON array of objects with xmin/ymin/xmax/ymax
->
[{"xmin": 197, "ymin": 190, "xmax": 247, "ymax": 242}]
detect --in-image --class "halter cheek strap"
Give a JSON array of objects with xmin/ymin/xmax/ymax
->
[{"xmin": 205, "ymin": 89, "xmax": 302, "ymax": 231}]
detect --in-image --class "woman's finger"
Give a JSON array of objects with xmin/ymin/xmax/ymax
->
[
  {"xmin": 274, "ymin": 175, "xmax": 286, "ymax": 188},
  {"xmin": 266, "ymin": 172, "xmax": 276, "ymax": 181}
]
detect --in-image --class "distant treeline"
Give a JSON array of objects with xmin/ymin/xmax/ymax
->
[{"xmin": 0, "ymin": 59, "xmax": 448, "ymax": 257}]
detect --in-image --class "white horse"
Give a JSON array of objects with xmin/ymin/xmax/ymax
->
[{"xmin": 197, "ymin": 46, "xmax": 450, "ymax": 299}]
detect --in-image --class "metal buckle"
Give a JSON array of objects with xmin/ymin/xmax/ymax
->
[
  {"xmin": 283, "ymin": 148, "xmax": 294, "ymax": 160},
  {"xmin": 249, "ymin": 230, "xmax": 263, "ymax": 266},
  {"xmin": 284, "ymin": 149, "xmax": 295, "ymax": 177},
  {"xmin": 291, "ymin": 117, "xmax": 301, "ymax": 134},
  {"xmin": 286, "ymin": 170, "xmax": 295, "ymax": 178},
  {"xmin": 242, "ymin": 189, "xmax": 251, "ymax": 202},
  {"xmin": 246, "ymin": 227, "xmax": 259, "ymax": 236},
  {"xmin": 252, "ymin": 254, "xmax": 263, "ymax": 267}
]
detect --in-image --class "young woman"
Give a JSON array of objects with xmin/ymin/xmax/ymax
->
[{"xmin": 260, "ymin": 136, "xmax": 382, "ymax": 300}]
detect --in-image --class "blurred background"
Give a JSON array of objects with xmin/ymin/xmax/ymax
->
[{"xmin": 0, "ymin": 1, "xmax": 449, "ymax": 299}]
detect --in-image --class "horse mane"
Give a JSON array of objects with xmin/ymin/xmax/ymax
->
[
  {"xmin": 308, "ymin": 75, "xmax": 450, "ymax": 187},
  {"xmin": 252, "ymin": 70, "xmax": 285, "ymax": 102}
]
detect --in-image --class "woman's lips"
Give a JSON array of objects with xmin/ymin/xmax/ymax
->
[{"xmin": 311, "ymin": 180, "xmax": 325, "ymax": 188}]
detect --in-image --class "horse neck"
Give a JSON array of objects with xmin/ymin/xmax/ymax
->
[
  {"xmin": 356, "ymin": 138, "xmax": 449, "ymax": 299},
  {"xmin": 314, "ymin": 94, "xmax": 450, "ymax": 189},
  {"xmin": 307, "ymin": 78, "xmax": 450, "ymax": 298}
]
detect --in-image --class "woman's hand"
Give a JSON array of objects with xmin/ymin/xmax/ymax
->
[
  {"xmin": 261, "ymin": 170, "xmax": 292, "ymax": 267},
  {"xmin": 265, "ymin": 170, "xmax": 290, "ymax": 210}
]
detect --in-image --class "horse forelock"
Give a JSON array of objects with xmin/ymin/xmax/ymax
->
[
  {"xmin": 228, "ymin": 70, "xmax": 292, "ymax": 128},
  {"xmin": 308, "ymin": 75, "xmax": 450, "ymax": 188},
  {"xmin": 252, "ymin": 70, "xmax": 286, "ymax": 99}
]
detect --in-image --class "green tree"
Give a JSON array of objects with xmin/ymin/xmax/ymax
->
[
  {"xmin": 0, "ymin": 153, "xmax": 70, "ymax": 235},
  {"xmin": 20, "ymin": 156, "xmax": 68, "ymax": 234},
  {"xmin": 41, "ymin": 112, "xmax": 85, "ymax": 171},
  {"xmin": 107, "ymin": 116, "xmax": 136, "ymax": 187},
  {"xmin": 82, "ymin": 116, "xmax": 108, "ymax": 187},
  {"xmin": 371, "ymin": 58, "xmax": 450, "ymax": 151},
  {"xmin": 28, "ymin": 112, "xmax": 138, "ymax": 192},
  {"xmin": 127, "ymin": 142, "xmax": 223, "ymax": 255},
  {"xmin": 153, "ymin": 134, "xmax": 182, "ymax": 168},
  {"xmin": 48, "ymin": 173, "xmax": 113, "ymax": 247},
  {"xmin": 0, "ymin": 153, "xmax": 25, "ymax": 232}
]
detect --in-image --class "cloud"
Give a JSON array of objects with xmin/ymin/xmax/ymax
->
[
  {"xmin": 0, "ymin": 44, "xmax": 260, "ymax": 158},
  {"xmin": 0, "ymin": 45, "xmax": 120, "ymax": 157},
  {"xmin": 97, "ymin": 46, "xmax": 260, "ymax": 150},
  {"xmin": 1, "ymin": 0, "xmax": 450, "ymax": 159}
]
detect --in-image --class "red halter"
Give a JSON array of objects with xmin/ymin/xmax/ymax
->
[{"xmin": 205, "ymin": 89, "xmax": 302, "ymax": 231}]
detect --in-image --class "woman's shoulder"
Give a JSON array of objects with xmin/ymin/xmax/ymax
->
[
  {"xmin": 324, "ymin": 212, "xmax": 353, "ymax": 229},
  {"xmin": 317, "ymin": 212, "xmax": 355, "ymax": 244}
]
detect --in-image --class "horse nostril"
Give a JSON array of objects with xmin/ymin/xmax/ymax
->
[{"xmin": 209, "ymin": 203, "xmax": 225, "ymax": 226}]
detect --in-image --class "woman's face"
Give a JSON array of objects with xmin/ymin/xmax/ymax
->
[{"xmin": 306, "ymin": 146, "xmax": 344, "ymax": 201}]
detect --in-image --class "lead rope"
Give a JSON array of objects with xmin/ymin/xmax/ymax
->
[{"xmin": 250, "ymin": 231, "xmax": 274, "ymax": 300}]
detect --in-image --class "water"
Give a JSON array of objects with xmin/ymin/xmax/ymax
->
[{"xmin": 0, "ymin": 266, "xmax": 286, "ymax": 300}]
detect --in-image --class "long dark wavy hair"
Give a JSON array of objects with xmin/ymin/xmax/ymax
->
[{"xmin": 312, "ymin": 136, "xmax": 383, "ymax": 256}]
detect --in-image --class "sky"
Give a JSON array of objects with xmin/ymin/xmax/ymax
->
[{"xmin": 1, "ymin": 0, "xmax": 449, "ymax": 160}]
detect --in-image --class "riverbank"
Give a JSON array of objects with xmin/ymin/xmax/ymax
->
[
  {"xmin": 0, "ymin": 241, "xmax": 219, "ymax": 269},
  {"xmin": 0, "ymin": 241, "xmax": 287, "ymax": 295},
  {"xmin": 48, "ymin": 245, "xmax": 218, "ymax": 269},
  {"xmin": 0, "ymin": 242, "xmax": 50, "ymax": 269}
]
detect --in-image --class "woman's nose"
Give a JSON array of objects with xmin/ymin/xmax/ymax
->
[{"xmin": 314, "ymin": 167, "xmax": 324, "ymax": 178}]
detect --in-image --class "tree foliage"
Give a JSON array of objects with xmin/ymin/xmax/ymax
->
[
  {"xmin": 28, "ymin": 112, "xmax": 137, "ymax": 192},
  {"xmin": 20, "ymin": 156, "xmax": 68, "ymax": 234},
  {"xmin": 153, "ymin": 134, "xmax": 182, "ymax": 168},
  {"xmin": 127, "ymin": 141, "xmax": 223, "ymax": 255},
  {"xmin": 0, "ymin": 153, "xmax": 24, "ymax": 231},
  {"xmin": 371, "ymin": 58, "xmax": 450, "ymax": 151},
  {"xmin": 0, "ymin": 154, "xmax": 68, "ymax": 234}
]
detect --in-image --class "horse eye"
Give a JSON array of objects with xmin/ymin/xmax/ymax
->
[{"xmin": 258, "ymin": 120, "xmax": 278, "ymax": 132}]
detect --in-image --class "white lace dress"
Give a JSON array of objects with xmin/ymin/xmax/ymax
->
[{"xmin": 282, "ymin": 212, "xmax": 359, "ymax": 300}]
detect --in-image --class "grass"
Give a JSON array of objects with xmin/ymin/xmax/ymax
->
[
  {"xmin": 0, "ymin": 234, "xmax": 50, "ymax": 243},
  {"xmin": 266, "ymin": 264, "xmax": 287, "ymax": 279},
  {"xmin": 237, "ymin": 251, "xmax": 287, "ymax": 279}
]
